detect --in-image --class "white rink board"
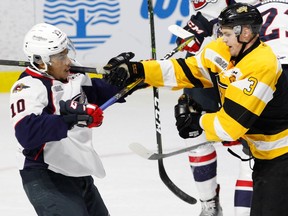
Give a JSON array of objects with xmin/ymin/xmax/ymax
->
[{"xmin": 0, "ymin": 0, "xmax": 190, "ymax": 71}]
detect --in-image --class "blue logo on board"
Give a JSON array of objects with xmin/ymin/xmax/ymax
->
[
  {"xmin": 140, "ymin": 0, "xmax": 189, "ymax": 44},
  {"xmin": 43, "ymin": 0, "xmax": 120, "ymax": 50}
]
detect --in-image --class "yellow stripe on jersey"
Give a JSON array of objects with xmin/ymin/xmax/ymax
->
[
  {"xmin": 142, "ymin": 60, "xmax": 164, "ymax": 87},
  {"xmin": 246, "ymin": 129, "xmax": 288, "ymax": 159},
  {"xmin": 141, "ymin": 37, "xmax": 287, "ymax": 160},
  {"xmin": 225, "ymin": 83, "xmax": 269, "ymax": 116},
  {"xmin": 201, "ymin": 108, "xmax": 249, "ymax": 141}
]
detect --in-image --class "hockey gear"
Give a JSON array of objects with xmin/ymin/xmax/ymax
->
[
  {"xmin": 23, "ymin": 23, "xmax": 76, "ymax": 72},
  {"xmin": 103, "ymin": 52, "xmax": 134, "ymax": 71},
  {"xmin": 103, "ymin": 52, "xmax": 144, "ymax": 87},
  {"xmin": 129, "ymin": 141, "xmax": 212, "ymax": 160},
  {"xmin": 168, "ymin": 24, "xmax": 194, "ymax": 40},
  {"xmin": 175, "ymin": 94, "xmax": 203, "ymax": 139},
  {"xmin": 100, "ymin": 37, "xmax": 194, "ymax": 111},
  {"xmin": 222, "ymin": 140, "xmax": 242, "ymax": 146},
  {"xmin": 99, "ymin": 79, "xmax": 144, "ymax": 110},
  {"xmin": 60, "ymin": 100, "xmax": 103, "ymax": 129},
  {"xmin": 0, "ymin": 59, "xmax": 103, "ymax": 75},
  {"xmin": 102, "ymin": 34, "xmax": 194, "ymax": 88},
  {"xmin": 218, "ymin": 3, "xmax": 263, "ymax": 35},
  {"xmin": 176, "ymin": 12, "xmax": 213, "ymax": 53},
  {"xmin": 147, "ymin": 0, "xmax": 197, "ymax": 205},
  {"xmin": 200, "ymin": 185, "xmax": 223, "ymax": 216}
]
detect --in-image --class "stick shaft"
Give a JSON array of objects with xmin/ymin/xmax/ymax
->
[
  {"xmin": 147, "ymin": 0, "xmax": 197, "ymax": 205},
  {"xmin": 0, "ymin": 59, "xmax": 99, "ymax": 74}
]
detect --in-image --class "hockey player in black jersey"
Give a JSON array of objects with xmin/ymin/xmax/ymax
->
[{"xmin": 104, "ymin": 3, "xmax": 288, "ymax": 215}]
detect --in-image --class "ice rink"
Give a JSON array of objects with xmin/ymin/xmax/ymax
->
[{"xmin": 0, "ymin": 88, "xmax": 243, "ymax": 215}]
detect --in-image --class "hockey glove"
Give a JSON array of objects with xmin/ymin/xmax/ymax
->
[
  {"xmin": 174, "ymin": 94, "xmax": 203, "ymax": 139},
  {"xmin": 59, "ymin": 100, "xmax": 103, "ymax": 129},
  {"xmin": 103, "ymin": 52, "xmax": 145, "ymax": 87},
  {"xmin": 176, "ymin": 12, "xmax": 213, "ymax": 53}
]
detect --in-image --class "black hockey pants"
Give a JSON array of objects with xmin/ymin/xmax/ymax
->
[
  {"xmin": 251, "ymin": 153, "xmax": 288, "ymax": 216},
  {"xmin": 20, "ymin": 168, "xmax": 109, "ymax": 216}
]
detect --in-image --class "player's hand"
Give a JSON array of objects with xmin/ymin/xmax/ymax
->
[
  {"xmin": 103, "ymin": 52, "xmax": 145, "ymax": 87},
  {"xmin": 60, "ymin": 100, "xmax": 103, "ymax": 129},
  {"xmin": 176, "ymin": 12, "xmax": 213, "ymax": 53},
  {"xmin": 174, "ymin": 94, "xmax": 203, "ymax": 139}
]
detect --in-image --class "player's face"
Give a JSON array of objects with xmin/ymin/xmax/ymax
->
[
  {"xmin": 47, "ymin": 49, "xmax": 71, "ymax": 81},
  {"xmin": 221, "ymin": 27, "xmax": 243, "ymax": 57}
]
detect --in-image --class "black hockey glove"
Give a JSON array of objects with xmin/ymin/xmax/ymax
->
[
  {"xmin": 60, "ymin": 100, "xmax": 103, "ymax": 129},
  {"xmin": 174, "ymin": 94, "xmax": 203, "ymax": 139},
  {"xmin": 176, "ymin": 12, "xmax": 213, "ymax": 53},
  {"xmin": 103, "ymin": 52, "xmax": 145, "ymax": 87}
]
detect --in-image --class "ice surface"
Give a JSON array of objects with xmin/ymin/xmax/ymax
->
[{"xmin": 0, "ymin": 88, "xmax": 242, "ymax": 215}]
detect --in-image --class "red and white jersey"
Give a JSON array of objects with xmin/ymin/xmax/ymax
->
[
  {"xmin": 9, "ymin": 68, "xmax": 106, "ymax": 178},
  {"xmin": 189, "ymin": 0, "xmax": 260, "ymax": 21},
  {"xmin": 257, "ymin": 1, "xmax": 288, "ymax": 65}
]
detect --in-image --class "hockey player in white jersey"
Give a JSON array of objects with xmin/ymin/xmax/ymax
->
[
  {"xmin": 9, "ymin": 23, "xmax": 130, "ymax": 216},
  {"xmin": 174, "ymin": 1, "xmax": 260, "ymax": 216}
]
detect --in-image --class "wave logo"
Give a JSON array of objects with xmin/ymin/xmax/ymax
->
[{"xmin": 43, "ymin": 0, "xmax": 120, "ymax": 50}]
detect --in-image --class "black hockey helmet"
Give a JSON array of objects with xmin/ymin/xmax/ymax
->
[{"xmin": 218, "ymin": 3, "xmax": 263, "ymax": 34}]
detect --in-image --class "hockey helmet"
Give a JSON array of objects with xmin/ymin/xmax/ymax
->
[
  {"xmin": 23, "ymin": 23, "xmax": 75, "ymax": 71},
  {"xmin": 218, "ymin": 3, "xmax": 263, "ymax": 35}
]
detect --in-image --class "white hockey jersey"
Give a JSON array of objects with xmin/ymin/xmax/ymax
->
[
  {"xmin": 10, "ymin": 67, "xmax": 123, "ymax": 177},
  {"xmin": 257, "ymin": 0, "xmax": 288, "ymax": 65}
]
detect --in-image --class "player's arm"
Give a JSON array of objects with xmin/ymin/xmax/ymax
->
[
  {"xmin": 201, "ymin": 60, "xmax": 278, "ymax": 141},
  {"xmin": 102, "ymin": 52, "xmax": 214, "ymax": 90},
  {"xmin": 176, "ymin": 11, "xmax": 214, "ymax": 53},
  {"xmin": 10, "ymin": 78, "xmax": 69, "ymax": 149}
]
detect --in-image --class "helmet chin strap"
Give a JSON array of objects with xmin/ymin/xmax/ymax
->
[
  {"xmin": 235, "ymin": 26, "xmax": 257, "ymax": 58},
  {"xmin": 237, "ymin": 37, "xmax": 247, "ymax": 58},
  {"xmin": 30, "ymin": 59, "xmax": 52, "ymax": 75}
]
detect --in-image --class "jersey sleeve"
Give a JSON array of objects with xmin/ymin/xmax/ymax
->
[
  {"xmin": 142, "ymin": 49, "xmax": 215, "ymax": 90},
  {"xmin": 201, "ymin": 47, "xmax": 281, "ymax": 141},
  {"xmin": 10, "ymin": 76, "xmax": 68, "ymax": 149},
  {"xmin": 82, "ymin": 78, "xmax": 125, "ymax": 106}
]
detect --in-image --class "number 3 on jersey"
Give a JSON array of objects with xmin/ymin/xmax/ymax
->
[{"xmin": 243, "ymin": 77, "xmax": 258, "ymax": 96}]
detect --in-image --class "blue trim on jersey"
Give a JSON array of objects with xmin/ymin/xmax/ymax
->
[
  {"xmin": 15, "ymin": 70, "xmax": 126, "ymax": 170},
  {"xmin": 83, "ymin": 78, "xmax": 125, "ymax": 105}
]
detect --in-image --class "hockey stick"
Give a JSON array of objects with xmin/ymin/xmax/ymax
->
[
  {"xmin": 100, "ymin": 35, "xmax": 193, "ymax": 111},
  {"xmin": 147, "ymin": 0, "xmax": 197, "ymax": 205},
  {"xmin": 0, "ymin": 59, "xmax": 100, "ymax": 74},
  {"xmin": 168, "ymin": 24, "xmax": 194, "ymax": 39},
  {"xmin": 129, "ymin": 141, "xmax": 212, "ymax": 160},
  {"xmin": 99, "ymin": 78, "xmax": 143, "ymax": 110}
]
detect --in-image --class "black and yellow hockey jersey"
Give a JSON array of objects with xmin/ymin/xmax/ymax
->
[{"xmin": 141, "ymin": 37, "xmax": 288, "ymax": 160}]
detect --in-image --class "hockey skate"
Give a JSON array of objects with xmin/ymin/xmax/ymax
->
[{"xmin": 199, "ymin": 185, "xmax": 223, "ymax": 216}]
